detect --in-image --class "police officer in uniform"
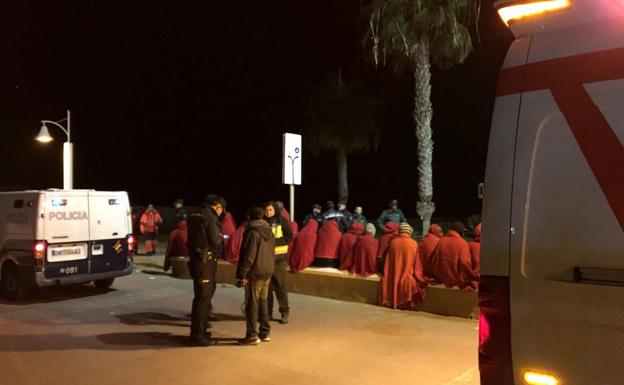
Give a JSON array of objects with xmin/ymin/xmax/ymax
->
[{"xmin": 187, "ymin": 194, "xmax": 226, "ymax": 346}]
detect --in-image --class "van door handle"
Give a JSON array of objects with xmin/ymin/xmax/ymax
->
[
  {"xmin": 573, "ymin": 266, "xmax": 624, "ymax": 287},
  {"xmin": 112, "ymin": 232, "xmax": 118, "ymax": 236}
]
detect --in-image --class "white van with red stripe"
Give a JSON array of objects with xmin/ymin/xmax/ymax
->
[
  {"xmin": 480, "ymin": 1, "xmax": 624, "ymax": 384},
  {"xmin": 0, "ymin": 190, "xmax": 136, "ymax": 300}
]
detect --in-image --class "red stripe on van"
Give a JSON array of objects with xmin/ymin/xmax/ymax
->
[{"xmin": 497, "ymin": 47, "xmax": 624, "ymax": 231}]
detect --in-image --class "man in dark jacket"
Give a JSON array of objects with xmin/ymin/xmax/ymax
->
[
  {"xmin": 376, "ymin": 199, "xmax": 407, "ymax": 229},
  {"xmin": 337, "ymin": 200, "xmax": 353, "ymax": 231},
  {"xmin": 236, "ymin": 207, "xmax": 276, "ymax": 345},
  {"xmin": 186, "ymin": 194, "xmax": 226, "ymax": 346},
  {"xmin": 173, "ymin": 198, "xmax": 188, "ymax": 224},
  {"xmin": 302, "ymin": 203, "xmax": 323, "ymax": 226},
  {"xmin": 322, "ymin": 200, "xmax": 348, "ymax": 232},
  {"xmin": 264, "ymin": 201, "xmax": 293, "ymax": 324},
  {"xmin": 352, "ymin": 206, "xmax": 367, "ymax": 224}
]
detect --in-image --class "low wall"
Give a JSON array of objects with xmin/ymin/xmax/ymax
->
[{"xmin": 216, "ymin": 261, "xmax": 478, "ymax": 319}]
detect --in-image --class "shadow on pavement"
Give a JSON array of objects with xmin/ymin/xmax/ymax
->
[
  {"xmin": 115, "ymin": 311, "xmax": 245, "ymax": 326},
  {"xmin": 116, "ymin": 312, "xmax": 189, "ymax": 327},
  {"xmin": 1, "ymin": 332, "xmax": 243, "ymax": 351},
  {"xmin": 97, "ymin": 332, "xmax": 242, "ymax": 347},
  {"xmin": 0, "ymin": 284, "xmax": 115, "ymax": 306},
  {"xmin": 140, "ymin": 269, "xmax": 170, "ymax": 277},
  {"xmin": 97, "ymin": 332, "xmax": 189, "ymax": 348}
]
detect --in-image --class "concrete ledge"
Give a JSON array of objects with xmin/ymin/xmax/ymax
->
[{"xmin": 215, "ymin": 261, "xmax": 478, "ymax": 319}]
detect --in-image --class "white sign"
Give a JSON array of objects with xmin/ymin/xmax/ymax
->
[{"xmin": 282, "ymin": 133, "xmax": 302, "ymax": 185}]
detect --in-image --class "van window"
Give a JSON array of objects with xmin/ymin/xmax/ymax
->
[
  {"xmin": 13, "ymin": 200, "xmax": 24, "ymax": 208},
  {"xmin": 108, "ymin": 199, "xmax": 120, "ymax": 205},
  {"xmin": 51, "ymin": 198, "xmax": 68, "ymax": 207}
]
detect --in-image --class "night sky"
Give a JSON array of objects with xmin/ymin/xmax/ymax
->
[{"xmin": 0, "ymin": 1, "xmax": 513, "ymax": 223}]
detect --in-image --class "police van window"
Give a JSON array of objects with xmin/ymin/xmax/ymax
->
[
  {"xmin": 51, "ymin": 198, "xmax": 68, "ymax": 207},
  {"xmin": 13, "ymin": 200, "xmax": 24, "ymax": 208},
  {"xmin": 108, "ymin": 199, "xmax": 120, "ymax": 205}
]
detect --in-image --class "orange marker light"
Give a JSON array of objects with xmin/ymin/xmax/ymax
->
[
  {"xmin": 497, "ymin": 0, "xmax": 572, "ymax": 26},
  {"xmin": 523, "ymin": 370, "xmax": 560, "ymax": 385}
]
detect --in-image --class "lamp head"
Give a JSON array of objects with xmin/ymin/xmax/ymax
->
[{"xmin": 35, "ymin": 124, "xmax": 53, "ymax": 143}]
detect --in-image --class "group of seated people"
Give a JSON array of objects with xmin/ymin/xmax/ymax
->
[
  {"xmin": 166, "ymin": 199, "xmax": 481, "ymax": 311},
  {"xmin": 378, "ymin": 221, "xmax": 480, "ymax": 309}
]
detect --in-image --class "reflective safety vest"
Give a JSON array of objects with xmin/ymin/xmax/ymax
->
[{"xmin": 271, "ymin": 223, "xmax": 289, "ymax": 255}]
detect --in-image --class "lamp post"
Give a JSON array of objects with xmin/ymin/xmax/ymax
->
[{"xmin": 35, "ymin": 109, "xmax": 73, "ymax": 190}]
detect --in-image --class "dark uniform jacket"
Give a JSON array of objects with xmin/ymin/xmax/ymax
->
[
  {"xmin": 322, "ymin": 209, "xmax": 349, "ymax": 232},
  {"xmin": 302, "ymin": 212, "xmax": 323, "ymax": 226},
  {"xmin": 237, "ymin": 219, "xmax": 276, "ymax": 281},
  {"xmin": 376, "ymin": 209, "xmax": 407, "ymax": 228},
  {"xmin": 352, "ymin": 213, "xmax": 368, "ymax": 224},
  {"xmin": 187, "ymin": 207, "xmax": 224, "ymax": 256}
]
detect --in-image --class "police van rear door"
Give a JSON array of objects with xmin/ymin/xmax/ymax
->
[
  {"xmin": 88, "ymin": 191, "xmax": 131, "ymax": 273},
  {"xmin": 43, "ymin": 190, "xmax": 90, "ymax": 279}
]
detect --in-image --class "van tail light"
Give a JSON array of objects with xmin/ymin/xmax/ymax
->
[
  {"xmin": 496, "ymin": 0, "xmax": 572, "ymax": 26},
  {"xmin": 34, "ymin": 240, "xmax": 47, "ymax": 266},
  {"xmin": 126, "ymin": 234, "xmax": 137, "ymax": 255},
  {"xmin": 479, "ymin": 275, "xmax": 514, "ymax": 385}
]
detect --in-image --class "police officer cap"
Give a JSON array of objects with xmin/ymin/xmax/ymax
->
[{"xmin": 174, "ymin": 198, "xmax": 184, "ymax": 205}]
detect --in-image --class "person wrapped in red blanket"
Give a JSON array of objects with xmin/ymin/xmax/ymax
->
[
  {"xmin": 338, "ymin": 222, "xmax": 365, "ymax": 271},
  {"xmin": 378, "ymin": 223, "xmax": 427, "ymax": 309},
  {"xmin": 430, "ymin": 221, "xmax": 478, "ymax": 290},
  {"xmin": 164, "ymin": 220, "xmax": 188, "ymax": 272},
  {"xmin": 418, "ymin": 223, "xmax": 444, "ymax": 281},
  {"xmin": 224, "ymin": 221, "xmax": 248, "ymax": 264},
  {"xmin": 377, "ymin": 221, "xmax": 399, "ymax": 272},
  {"xmin": 468, "ymin": 223, "xmax": 481, "ymax": 277},
  {"xmin": 351, "ymin": 223, "xmax": 379, "ymax": 276},
  {"xmin": 289, "ymin": 220, "xmax": 319, "ymax": 273},
  {"xmin": 313, "ymin": 219, "xmax": 342, "ymax": 268}
]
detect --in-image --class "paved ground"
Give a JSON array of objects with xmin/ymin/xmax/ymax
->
[{"xmin": 0, "ymin": 258, "xmax": 479, "ymax": 385}]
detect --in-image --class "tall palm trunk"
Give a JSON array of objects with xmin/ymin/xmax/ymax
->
[
  {"xmin": 337, "ymin": 147, "xmax": 348, "ymax": 202},
  {"xmin": 413, "ymin": 36, "xmax": 435, "ymax": 235}
]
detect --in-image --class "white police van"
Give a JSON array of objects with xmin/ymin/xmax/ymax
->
[
  {"xmin": 0, "ymin": 189, "xmax": 136, "ymax": 300},
  {"xmin": 480, "ymin": 1, "xmax": 624, "ymax": 384}
]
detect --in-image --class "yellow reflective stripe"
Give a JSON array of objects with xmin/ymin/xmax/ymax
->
[
  {"xmin": 272, "ymin": 225, "xmax": 284, "ymax": 239},
  {"xmin": 275, "ymin": 245, "xmax": 289, "ymax": 255}
]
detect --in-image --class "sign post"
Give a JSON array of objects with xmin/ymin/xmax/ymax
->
[{"xmin": 282, "ymin": 133, "xmax": 302, "ymax": 221}]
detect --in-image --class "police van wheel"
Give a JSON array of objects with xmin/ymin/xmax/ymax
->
[
  {"xmin": 1, "ymin": 265, "xmax": 22, "ymax": 301},
  {"xmin": 94, "ymin": 278, "xmax": 115, "ymax": 290}
]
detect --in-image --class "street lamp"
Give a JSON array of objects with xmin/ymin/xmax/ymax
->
[{"xmin": 35, "ymin": 109, "xmax": 73, "ymax": 190}]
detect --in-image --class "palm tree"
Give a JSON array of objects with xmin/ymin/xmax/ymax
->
[
  {"xmin": 363, "ymin": 0, "xmax": 477, "ymax": 234},
  {"xmin": 304, "ymin": 71, "xmax": 381, "ymax": 202}
]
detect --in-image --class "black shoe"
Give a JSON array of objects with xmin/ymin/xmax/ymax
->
[
  {"xmin": 279, "ymin": 313, "xmax": 289, "ymax": 324},
  {"xmin": 190, "ymin": 337, "xmax": 216, "ymax": 347},
  {"xmin": 259, "ymin": 334, "xmax": 271, "ymax": 342},
  {"xmin": 238, "ymin": 336, "xmax": 261, "ymax": 346}
]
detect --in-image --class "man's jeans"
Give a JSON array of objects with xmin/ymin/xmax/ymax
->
[{"xmin": 245, "ymin": 278, "xmax": 271, "ymax": 338}]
